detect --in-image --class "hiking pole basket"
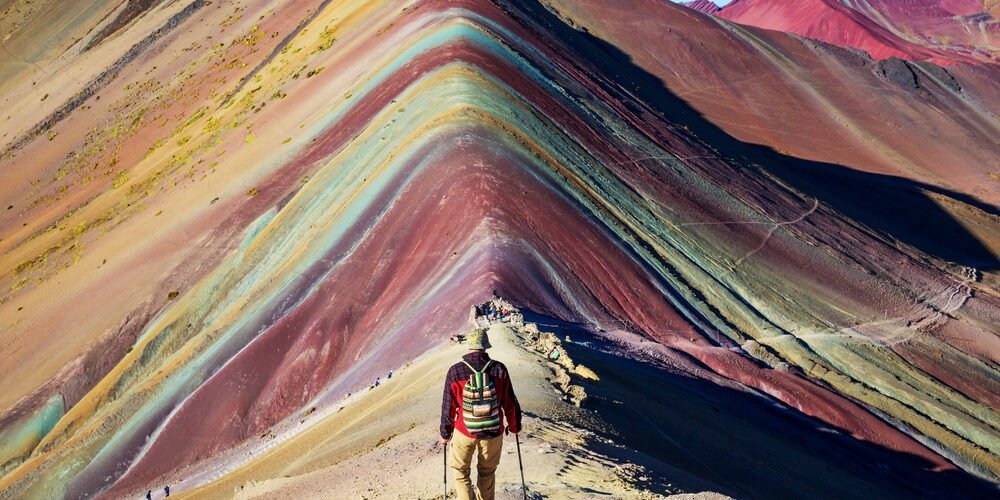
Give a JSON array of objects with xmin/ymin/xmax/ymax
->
[{"xmin": 516, "ymin": 433, "xmax": 527, "ymax": 499}]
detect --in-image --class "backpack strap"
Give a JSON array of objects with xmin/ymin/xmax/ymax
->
[
  {"xmin": 461, "ymin": 359, "xmax": 494, "ymax": 396},
  {"xmin": 460, "ymin": 359, "xmax": 493, "ymax": 375}
]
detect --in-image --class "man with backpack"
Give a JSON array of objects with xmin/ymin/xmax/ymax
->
[{"xmin": 439, "ymin": 327, "xmax": 522, "ymax": 500}]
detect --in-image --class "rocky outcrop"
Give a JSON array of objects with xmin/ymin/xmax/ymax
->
[
  {"xmin": 681, "ymin": 0, "xmax": 721, "ymax": 14},
  {"xmin": 519, "ymin": 324, "xmax": 597, "ymax": 407}
]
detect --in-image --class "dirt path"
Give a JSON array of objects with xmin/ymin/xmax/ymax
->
[{"xmin": 162, "ymin": 309, "xmax": 729, "ymax": 499}]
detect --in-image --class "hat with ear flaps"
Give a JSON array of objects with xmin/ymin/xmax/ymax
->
[{"xmin": 465, "ymin": 327, "xmax": 492, "ymax": 350}]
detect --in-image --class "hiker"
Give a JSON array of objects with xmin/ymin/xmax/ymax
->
[
  {"xmin": 439, "ymin": 327, "xmax": 522, "ymax": 500},
  {"xmin": 164, "ymin": 485, "xmax": 170, "ymax": 497},
  {"xmin": 145, "ymin": 490, "xmax": 151, "ymax": 500}
]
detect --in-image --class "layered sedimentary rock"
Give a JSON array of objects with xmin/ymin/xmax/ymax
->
[
  {"xmin": 0, "ymin": 0, "xmax": 997, "ymax": 497},
  {"xmin": 681, "ymin": 0, "xmax": 722, "ymax": 14}
]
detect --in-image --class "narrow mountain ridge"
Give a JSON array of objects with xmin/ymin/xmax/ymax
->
[{"xmin": 0, "ymin": 0, "xmax": 997, "ymax": 497}]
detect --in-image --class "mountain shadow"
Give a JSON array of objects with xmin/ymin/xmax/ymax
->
[
  {"xmin": 498, "ymin": 0, "xmax": 999, "ymax": 273},
  {"xmin": 523, "ymin": 311, "xmax": 1000, "ymax": 499}
]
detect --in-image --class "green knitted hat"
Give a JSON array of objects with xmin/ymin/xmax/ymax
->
[{"xmin": 465, "ymin": 327, "xmax": 492, "ymax": 350}]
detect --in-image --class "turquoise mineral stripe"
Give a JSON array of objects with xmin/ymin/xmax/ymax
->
[
  {"xmin": 295, "ymin": 13, "xmax": 509, "ymax": 139},
  {"xmin": 298, "ymin": 10, "xmax": 577, "ymax": 145},
  {"xmin": 90, "ymin": 112, "xmax": 500, "ymax": 484},
  {"xmin": 0, "ymin": 394, "xmax": 63, "ymax": 469},
  {"xmin": 58, "ymin": 16, "xmax": 764, "ymax": 490},
  {"xmin": 239, "ymin": 207, "xmax": 278, "ymax": 252}
]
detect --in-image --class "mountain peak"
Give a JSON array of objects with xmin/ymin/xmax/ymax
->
[{"xmin": 682, "ymin": 0, "xmax": 722, "ymax": 13}]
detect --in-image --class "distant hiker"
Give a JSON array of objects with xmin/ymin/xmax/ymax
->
[
  {"xmin": 146, "ymin": 490, "xmax": 151, "ymax": 500},
  {"xmin": 387, "ymin": 370, "xmax": 393, "ymax": 379},
  {"xmin": 164, "ymin": 485, "xmax": 170, "ymax": 497},
  {"xmin": 375, "ymin": 377, "xmax": 381, "ymax": 387},
  {"xmin": 439, "ymin": 327, "xmax": 522, "ymax": 500}
]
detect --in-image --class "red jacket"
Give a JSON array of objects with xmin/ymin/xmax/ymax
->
[{"xmin": 441, "ymin": 351, "xmax": 522, "ymax": 439}]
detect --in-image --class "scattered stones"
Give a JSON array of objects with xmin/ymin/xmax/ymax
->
[
  {"xmin": 573, "ymin": 365, "xmax": 599, "ymax": 381},
  {"xmin": 564, "ymin": 385, "xmax": 587, "ymax": 407},
  {"xmin": 512, "ymin": 312, "xmax": 594, "ymax": 407}
]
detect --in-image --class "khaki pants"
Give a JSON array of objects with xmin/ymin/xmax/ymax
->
[{"xmin": 449, "ymin": 432, "xmax": 503, "ymax": 500}]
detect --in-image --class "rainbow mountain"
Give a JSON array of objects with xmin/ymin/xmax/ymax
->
[{"xmin": 1, "ymin": 0, "xmax": 998, "ymax": 497}]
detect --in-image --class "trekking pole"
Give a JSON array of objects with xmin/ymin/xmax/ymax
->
[
  {"xmin": 443, "ymin": 440, "xmax": 448, "ymax": 499},
  {"xmin": 516, "ymin": 433, "xmax": 527, "ymax": 499}
]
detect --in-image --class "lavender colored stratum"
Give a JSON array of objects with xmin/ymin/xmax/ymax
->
[{"xmin": 0, "ymin": 0, "xmax": 998, "ymax": 498}]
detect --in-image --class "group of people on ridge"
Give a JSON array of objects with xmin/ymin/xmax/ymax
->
[
  {"xmin": 145, "ymin": 485, "xmax": 168, "ymax": 499},
  {"xmin": 475, "ymin": 302, "xmax": 511, "ymax": 322}
]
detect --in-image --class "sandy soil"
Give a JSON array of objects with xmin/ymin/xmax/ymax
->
[
  {"xmin": 131, "ymin": 314, "xmax": 723, "ymax": 499},
  {"xmin": 139, "ymin": 302, "xmax": 998, "ymax": 499}
]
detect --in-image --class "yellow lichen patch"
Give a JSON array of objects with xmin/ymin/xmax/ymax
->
[
  {"xmin": 28, "ymin": 79, "xmax": 160, "ymax": 209},
  {"xmin": 236, "ymin": 25, "xmax": 265, "ymax": 48},
  {"xmin": 311, "ymin": 25, "xmax": 337, "ymax": 53},
  {"xmin": 202, "ymin": 116, "xmax": 223, "ymax": 134},
  {"xmin": 10, "ymin": 278, "xmax": 29, "ymax": 292},
  {"xmin": 14, "ymin": 252, "xmax": 48, "ymax": 275},
  {"xmin": 174, "ymin": 107, "xmax": 207, "ymax": 135},
  {"xmin": 111, "ymin": 172, "xmax": 129, "ymax": 189},
  {"xmin": 145, "ymin": 139, "xmax": 166, "ymax": 158},
  {"xmin": 219, "ymin": 8, "xmax": 243, "ymax": 30}
]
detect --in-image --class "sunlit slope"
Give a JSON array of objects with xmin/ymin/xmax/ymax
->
[
  {"xmin": 717, "ymin": 0, "xmax": 1000, "ymax": 64},
  {"xmin": 0, "ymin": 0, "xmax": 997, "ymax": 496}
]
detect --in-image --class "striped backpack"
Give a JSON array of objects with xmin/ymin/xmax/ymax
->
[{"xmin": 461, "ymin": 360, "xmax": 501, "ymax": 434}]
